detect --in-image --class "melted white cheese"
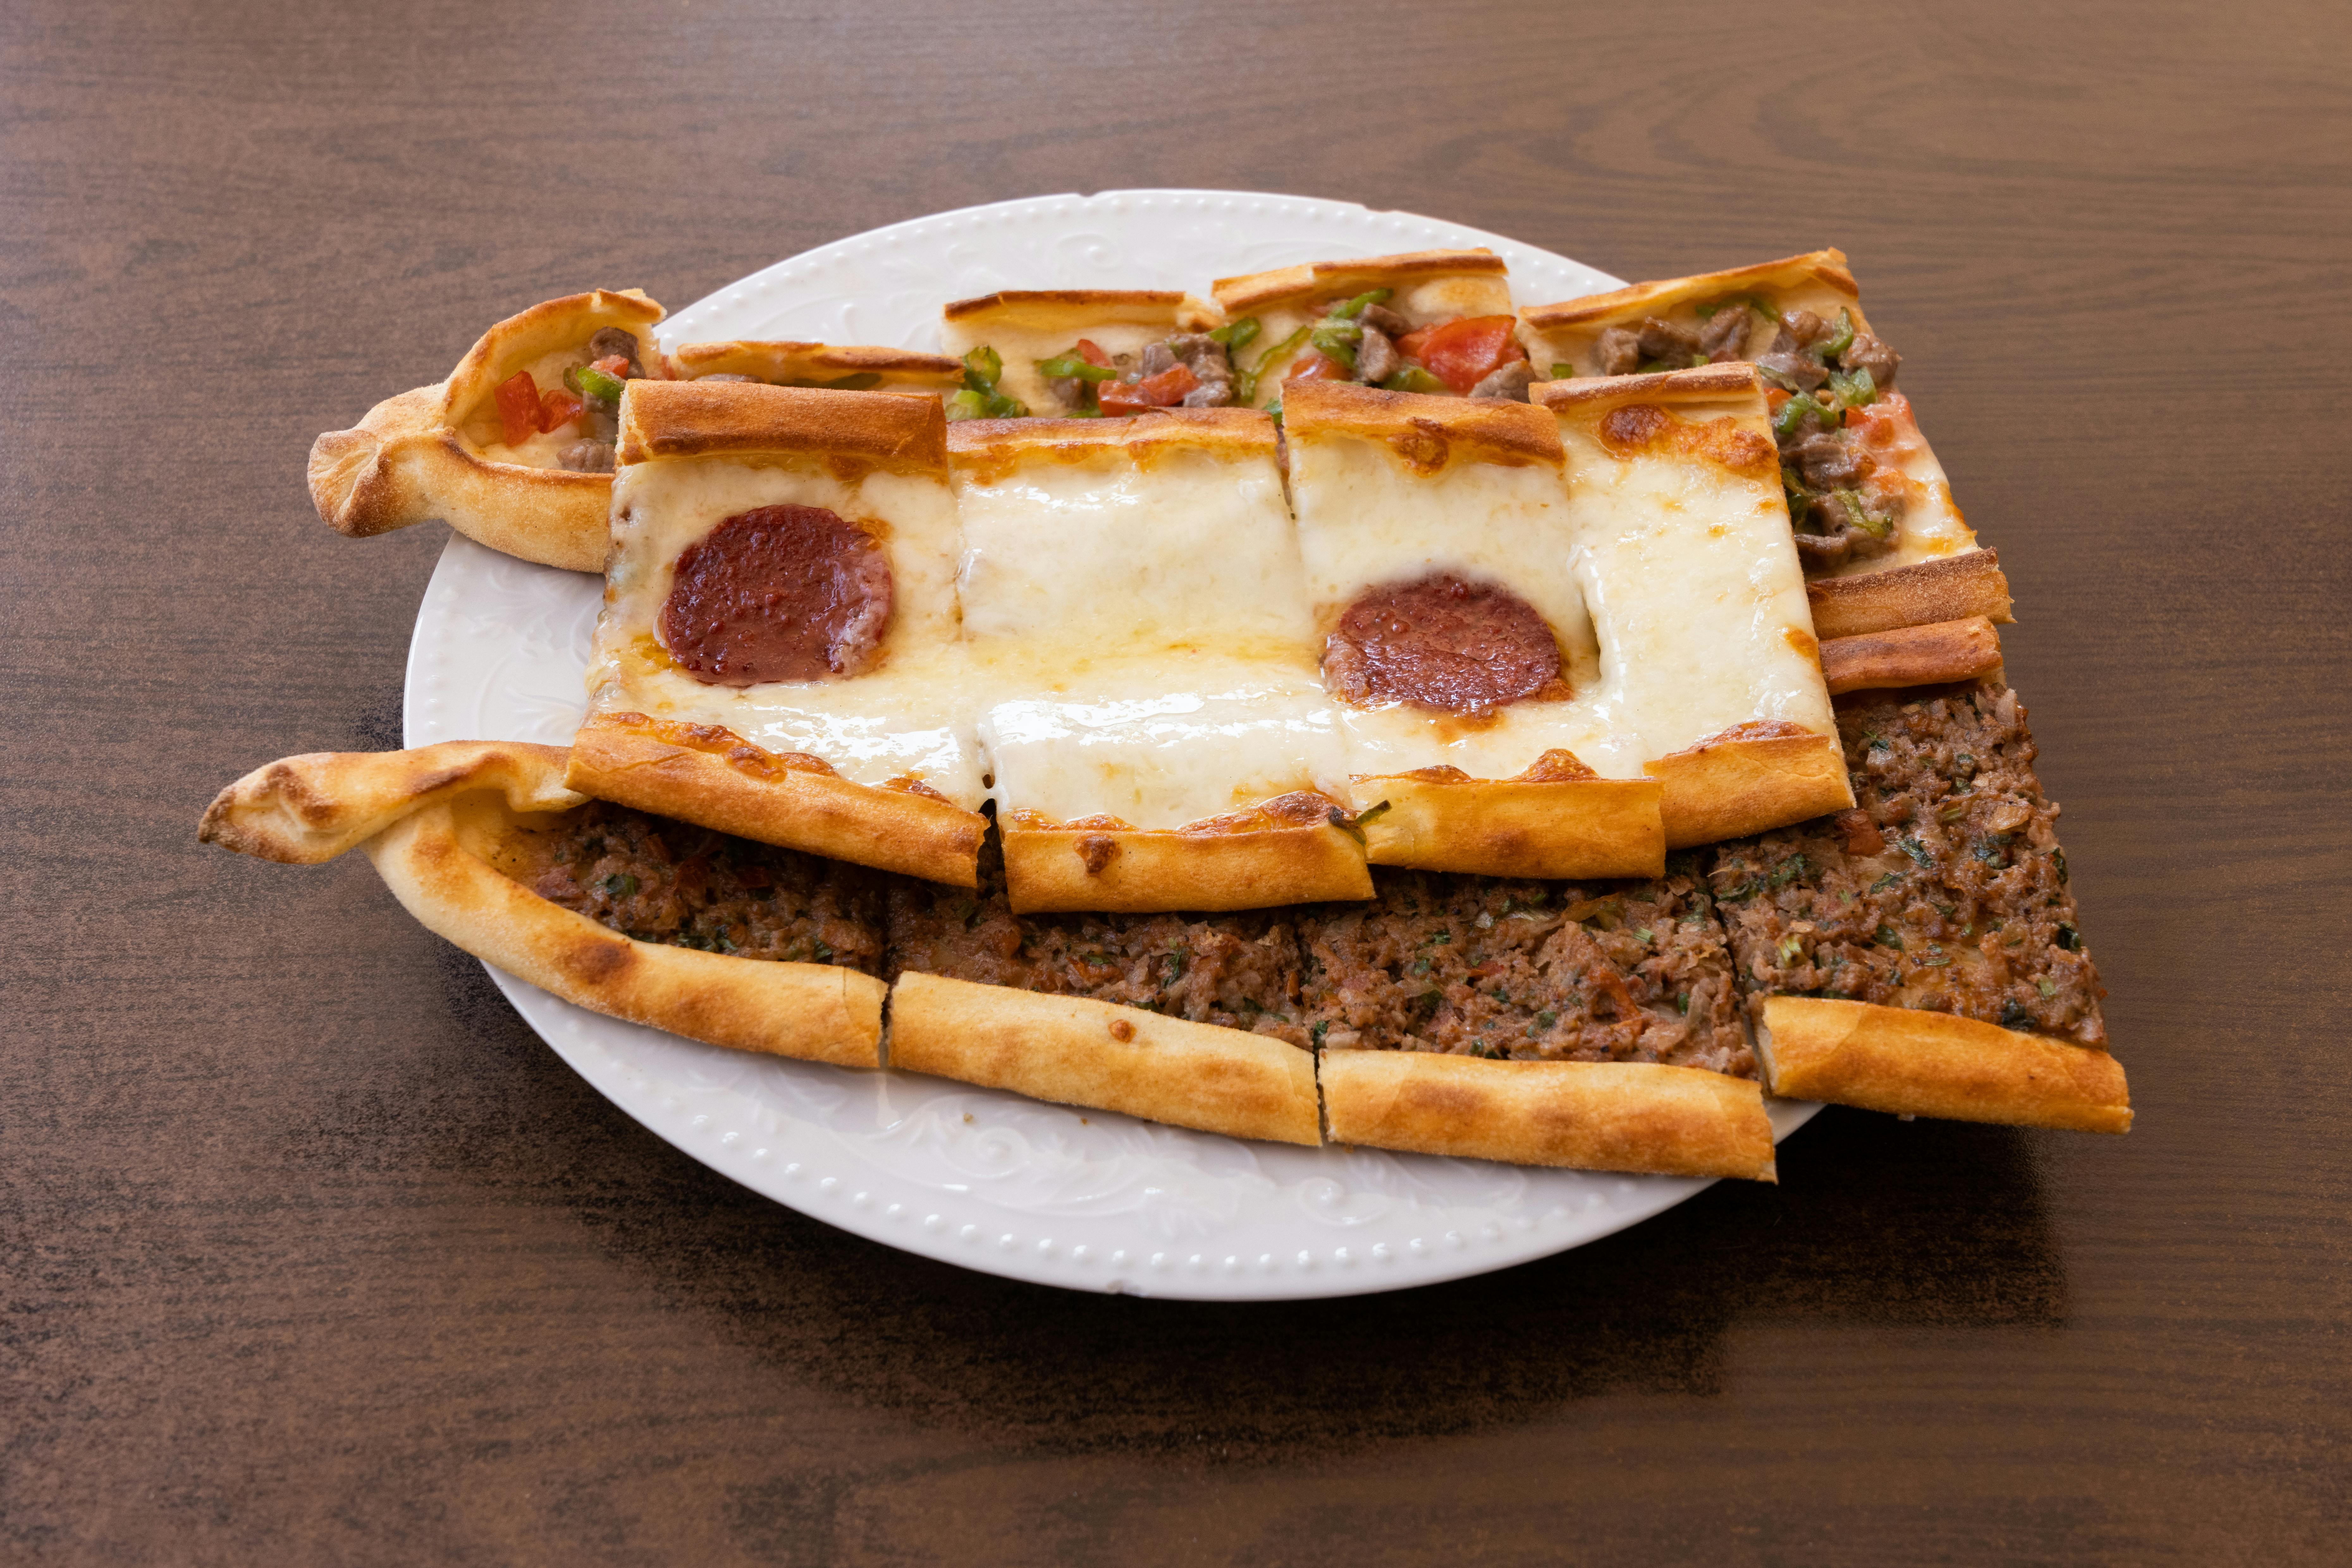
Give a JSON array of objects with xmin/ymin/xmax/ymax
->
[
  {"xmin": 588, "ymin": 456, "xmax": 988, "ymax": 806},
  {"xmin": 953, "ymin": 443, "xmax": 1347, "ymax": 827}
]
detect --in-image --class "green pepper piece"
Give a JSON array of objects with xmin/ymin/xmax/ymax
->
[
  {"xmin": 943, "ymin": 389, "xmax": 990, "ymax": 421},
  {"xmin": 1035, "ymin": 354, "xmax": 1115, "ymax": 382},
  {"xmin": 1772, "ymin": 395, "xmax": 1827, "ymax": 441},
  {"xmin": 569, "ymin": 363, "xmax": 626, "ymax": 404},
  {"xmin": 1819, "ymin": 307, "xmax": 1857, "ymax": 362},
  {"xmin": 1550, "ymin": 362, "xmax": 1577, "ymax": 380},
  {"xmin": 1266, "ymin": 401, "xmax": 1283, "ymax": 429},
  {"xmin": 1208, "ymin": 316, "xmax": 1262, "ymax": 352},
  {"xmin": 1381, "ymin": 366, "xmax": 1447, "ymax": 395},
  {"xmin": 1838, "ymin": 490, "xmax": 1893, "ymax": 538},
  {"xmin": 1827, "ymin": 366, "xmax": 1878, "ymax": 410},
  {"xmin": 1308, "ymin": 321, "xmax": 1361, "ymax": 370},
  {"xmin": 982, "ymin": 390, "xmax": 1029, "ymax": 419},
  {"xmin": 1783, "ymin": 468, "xmax": 1815, "ymax": 526},
  {"xmin": 1327, "ymin": 287, "xmax": 1393, "ymax": 321},
  {"xmin": 1235, "ymin": 325, "xmax": 1312, "ymax": 404},
  {"xmin": 961, "ymin": 345, "xmax": 1003, "ymax": 392}
]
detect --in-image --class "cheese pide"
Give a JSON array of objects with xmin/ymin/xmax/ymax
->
[
  {"xmin": 947, "ymin": 408, "xmax": 1370, "ymax": 913},
  {"xmin": 570, "ymin": 380, "xmax": 991, "ymax": 886},
  {"xmin": 1518, "ymin": 249, "xmax": 2017, "ymax": 673}
]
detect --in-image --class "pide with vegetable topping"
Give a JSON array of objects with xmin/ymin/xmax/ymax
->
[{"xmin": 240, "ymin": 229, "xmax": 2126, "ymax": 1183}]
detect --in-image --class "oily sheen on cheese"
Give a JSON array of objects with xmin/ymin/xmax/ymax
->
[
  {"xmin": 586, "ymin": 454, "xmax": 989, "ymax": 806},
  {"xmin": 949, "ymin": 415, "xmax": 1349, "ymax": 828}
]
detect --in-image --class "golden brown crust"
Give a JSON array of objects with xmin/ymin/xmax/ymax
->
[
  {"xmin": 1000, "ymin": 815, "xmax": 1373, "ymax": 914},
  {"xmin": 1318, "ymin": 1051, "xmax": 1776, "ymax": 1179},
  {"xmin": 1757, "ymin": 996, "xmax": 2130, "ymax": 1134},
  {"xmin": 1280, "ymin": 380, "xmax": 1563, "ymax": 471},
  {"xmin": 564, "ymin": 714, "xmax": 984, "ymax": 887},
  {"xmin": 1519, "ymin": 249, "xmax": 1856, "ymax": 331},
  {"xmin": 615, "ymin": 379, "xmax": 949, "ymax": 473},
  {"xmin": 1533, "ymin": 360, "xmax": 1765, "ymax": 415},
  {"xmin": 307, "ymin": 289, "xmax": 664, "ymax": 574},
  {"xmin": 1211, "ymin": 248, "xmax": 1507, "ymax": 316},
  {"xmin": 938, "ymin": 289, "xmax": 1220, "ymax": 331},
  {"xmin": 1821, "ymin": 616, "xmax": 2005, "ymax": 697},
  {"xmin": 368, "ymin": 803, "xmax": 884, "ymax": 1068},
  {"xmin": 197, "ymin": 741, "xmax": 587, "ymax": 864},
  {"xmin": 668, "ymin": 340, "xmax": 962, "ymax": 389},
  {"xmin": 1354, "ymin": 774, "xmax": 1665, "ymax": 878},
  {"xmin": 944, "ymin": 405, "xmax": 1278, "ymax": 479},
  {"xmin": 1807, "ymin": 549, "xmax": 2014, "ymax": 639},
  {"xmin": 1645, "ymin": 723, "xmax": 1855, "ymax": 849},
  {"xmin": 886, "ymin": 972, "xmax": 1321, "ymax": 1146}
]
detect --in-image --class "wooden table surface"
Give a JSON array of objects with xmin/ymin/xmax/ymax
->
[{"xmin": 7, "ymin": 1, "xmax": 2347, "ymax": 1561}]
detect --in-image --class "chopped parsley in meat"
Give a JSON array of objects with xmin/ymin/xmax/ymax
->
[
  {"xmin": 884, "ymin": 830, "xmax": 1309, "ymax": 1041},
  {"xmin": 1595, "ymin": 297, "xmax": 1909, "ymax": 569},
  {"xmin": 502, "ymin": 801, "xmax": 885, "ymax": 968},
  {"xmin": 1708, "ymin": 681, "xmax": 2107, "ymax": 1045},
  {"xmin": 1295, "ymin": 865, "xmax": 1753, "ymax": 1074}
]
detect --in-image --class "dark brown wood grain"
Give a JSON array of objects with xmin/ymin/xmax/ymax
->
[{"xmin": 4, "ymin": 0, "xmax": 2348, "ymax": 1561}]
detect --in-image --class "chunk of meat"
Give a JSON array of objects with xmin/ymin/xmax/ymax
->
[
  {"xmin": 1780, "ymin": 310, "xmax": 1829, "ymax": 347},
  {"xmin": 1634, "ymin": 316, "xmax": 1702, "ymax": 363},
  {"xmin": 559, "ymin": 440, "xmax": 616, "ymax": 472},
  {"xmin": 1596, "ymin": 326, "xmax": 1642, "ymax": 376},
  {"xmin": 1167, "ymin": 332, "xmax": 1233, "ymax": 407},
  {"xmin": 1699, "ymin": 306, "xmax": 1757, "ymax": 360},
  {"xmin": 1790, "ymin": 430, "xmax": 1873, "ymax": 490},
  {"xmin": 1359, "ymin": 303, "xmax": 1411, "ymax": 336},
  {"xmin": 1139, "ymin": 341, "xmax": 1178, "ymax": 377},
  {"xmin": 1756, "ymin": 349, "xmax": 1828, "ymax": 391},
  {"xmin": 586, "ymin": 328, "xmax": 645, "ymax": 378},
  {"xmin": 1354, "ymin": 323, "xmax": 1399, "ymax": 385},
  {"xmin": 1841, "ymin": 330, "xmax": 1901, "ymax": 388},
  {"xmin": 1468, "ymin": 359, "xmax": 1534, "ymax": 400}
]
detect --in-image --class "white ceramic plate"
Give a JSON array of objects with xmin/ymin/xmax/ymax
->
[{"xmin": 404, "ymin": 189, "xmax": 1818, "ymax": 1300}]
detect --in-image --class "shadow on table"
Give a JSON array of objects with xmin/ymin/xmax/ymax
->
[{"xmin": 434, "ymin": 956, "xmax": 2069, "ymax": 1458}]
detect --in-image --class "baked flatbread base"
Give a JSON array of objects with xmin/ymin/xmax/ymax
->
[
  {"xmin": 1756, "ymin": 996, "xmax": 2129, "ymax": 1133},
  {"xmin": 1355, "ymin": 774, "xmax": 1665, "ymax": 879},
  {"xmin": 1319, "ymin": 1050, "xmax": 1777, "ymax": 1180},
  {"xmin": 886, "ymin": 972, "xmax": 1321, "ymax": 1146},
  {"xmin": 200, "ymin": 741, "xmax": 884, "ymax": 1067},
  {"xmin": 1646, "ymin": 728, "xmax": 1854, "ymax": 849},
  {"xmin": 1000, "ymin": 819, "xmax": 1372, "ymax": 914}
]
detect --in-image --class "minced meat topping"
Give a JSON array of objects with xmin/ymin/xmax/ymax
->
[
  {"xmin": 1708, "ymin": 681, "xmax": 2106, "ymax": 1044},
  {"xmin": 1295, "ymin": 864, "xmax": 1753, "ymax": 1075},
  {"xmin": 884, "ymin": 833, "xmax": 1311, "ymax": 1044},
  {"xmin": 505, "ymin": 802, "xmax": 885, "ymax": 970}
]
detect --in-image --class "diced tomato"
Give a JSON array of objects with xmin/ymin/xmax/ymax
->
[
  {"xmin": 1074, "ymin": 338, "xmax": 1111, "ymax": 369},
  {"xmin": 1847, "ymin": 391, "xmax": 1923, "ymax": 458},
  {"xmin": 1282, "ymin": 352, "xmax": 1348, "ymax": 385},
  {"xmin": 592, "ymin": 354, "xmax": 633, "ymax": 379},
  {"xmin": 539, "ymin": 388, "xmax": 585, "ymax": 434},
  {"xmin": 1097, "ymin": 363, "xmax": 1201, "ymax": 416},
  {"xmin": 1397, "ymin": 316, "xmax": 1525, "ymax": 395},
  {"xmin": 494, "ymin": 371, "xmax": 542, "ymax": 446},
  {"xmin": 1766, "ymin": 386, "xmax": 1793, "ymax": 413}
]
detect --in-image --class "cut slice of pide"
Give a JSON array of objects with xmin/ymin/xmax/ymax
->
[
  {"xmin": 1302, "ymin": 866, "xmax": 1776, "ymax": 1179},
  {"xmin": 1709, "ymin": 679, "xmax": 2129, "ymax": 1132},
  {"xmin": 1282, "ymin": 381, "xmax": 1663, "ymax": 878},
  {"xmin": 947, "ymin": 408, "xmax": 1369, "ymax": 912},
  {"xmin": 308, "ymin": 288, "xmax": 669, "ymax": 572},
  {"xmin": 1536, "ymin": 366, "xmax": 1854, "ymax": 847},
  {"xmin": 882, "ymin": 835, "xmax": 1323, "ymax": 1144},
  {"xmin": 569, "ymin": 380, "xmax": 989, "ymax": 885},
  {"xmin": 198, "ymin": 742, "xmax": 889, "ymax": 1067},
  {"xmin": 938, "ymin": 289, "xmax": 1227, "ymax": 420},
  {"xmin": 1211, "ymin": 248, "xmax": 1526, "ymax": 408},
  {"xmin": 1520, "ymin": 250, "xmax": 2001, "ymax": 621},
  {"xmin": 667, "ymin": 340, "xmax": 963, "ymax": 395}
]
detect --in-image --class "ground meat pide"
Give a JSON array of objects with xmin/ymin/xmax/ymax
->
[
  {"xmin": 1708, "ymin": 681, "xmax": 2107, "ymax": 1044},
  {"xmin": 505, "ymin": 801, "xmax": 886, "ymax": 969},
  {"xmin": 1296, "ymin": 864, "xmax": 1754, "ymax": 1074},
  {"xmin": 884, "ymin": 831, "xmax": 1313, "ymax": 1043}
]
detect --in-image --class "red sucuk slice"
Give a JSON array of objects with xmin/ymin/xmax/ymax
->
[
  {"xmin": 1323, "ymin": 573, "xmax": 1560, "ymax": 713},
  {"xmin": 660, "ymin": 505, "xmax": 893, "ymax": 686}
]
